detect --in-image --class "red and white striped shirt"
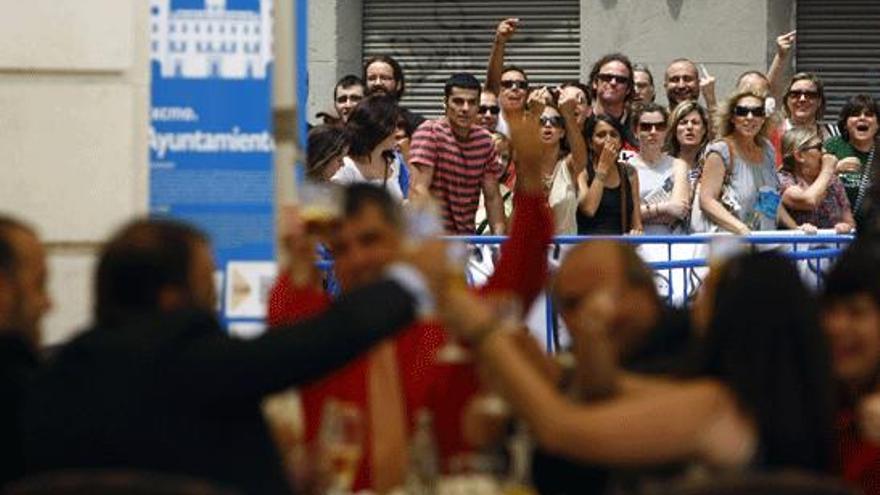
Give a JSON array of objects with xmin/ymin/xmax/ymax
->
[{"xmin": 409, "ymin": 119, "xmax": 501, "ymax": 235}]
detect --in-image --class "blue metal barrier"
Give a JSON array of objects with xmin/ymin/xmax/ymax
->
[{"xmin": 316, "ymin": 233, "xmax": 856, "ymax": 353}]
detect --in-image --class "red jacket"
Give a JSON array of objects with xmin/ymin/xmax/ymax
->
[{"xmin": 267, "ymin": 190, "xmax": 553, "ymax": 491}]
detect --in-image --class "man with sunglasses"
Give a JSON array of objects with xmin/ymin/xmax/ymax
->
[
  {"xmin": 478, "ymin": 90, "xmax": 501, "ymax": 132},
  {"xmin": 589, "ymin": 53, "xmax": 638, "ymax": 149},
  {"xmin": 410, "ymin": 73, "xmax": 506, "ymax": 235},
  {"xmin": 485, "ymin": 18, "xmax": 530, "ymax": 139}
]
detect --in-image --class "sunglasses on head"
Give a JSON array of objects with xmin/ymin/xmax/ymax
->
[
  {"xmin": 500, "ymin": 80, "xmax": 529, "ymax": 90},
  {"xmin": 596, "ymin": 73, "xmax": 631, "ymax": 85},
  {"xmin": 540, "ymin": 116, "xmax": 565, "ymax": 127},
  {"xmin": 479, "ymin": 105, "xmax": 501, "ymax": 115},
  {"xmin": 638, "ymin": 121, "xmax": 668, "ymax": 132},
  {"xmin": 733, "ymin": 105, "xmax": 766, "ymax": 118},
  {"xmin": 336, "ymin": 94, "xmax": 363, "ymax": 104},
  {"xmin": 787, "ymin": 89, "xmax": 819, "ymax": 101}
]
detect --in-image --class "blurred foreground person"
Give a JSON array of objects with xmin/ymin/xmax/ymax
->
[
  {"xmin": 21, "ymin": 217, "xmax": 454, "ymax": 495},
  {"xmin": 452, "ymin": 251, "xmax": 834, "ymax": 492},
  {"xmin": 824, "ymin": 241, "xmax": 880, "ymax": 495},
  {"xmin": 0, "ymin": 216, "xmax": 51, "ymax": 489},
  {"xmin": 268, "ymin": 109, "xmax": 554, "ymax": 492}
]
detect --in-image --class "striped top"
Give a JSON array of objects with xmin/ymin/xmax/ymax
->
[{"xmin": 409, "ymin": 119, "xmax": 501, "ymax": 234}]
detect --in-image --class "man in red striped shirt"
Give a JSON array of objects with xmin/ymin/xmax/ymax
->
[{"xmin": 409, "ymin": 73, "xmax": 506, "ymax": 235}]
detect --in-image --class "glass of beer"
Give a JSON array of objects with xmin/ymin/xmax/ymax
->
[{"xmin": 299, "ymin": 181, "xmax": 343, "ymax": 240}]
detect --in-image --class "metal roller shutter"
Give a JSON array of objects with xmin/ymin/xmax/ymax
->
[
  {"xmin": 796, "ymin": 0, "xmax": 880, "ymax": 123},
  {"xmin": 363, "ymin": 0, "xmax": 580, "ymax": 119}
]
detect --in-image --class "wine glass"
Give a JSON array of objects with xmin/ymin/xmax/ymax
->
[{"xmin": 318, "ymin": 400, "xmax": 363, "ymax": 494}]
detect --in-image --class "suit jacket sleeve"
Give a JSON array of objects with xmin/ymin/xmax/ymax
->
[{"xmin": 169, "ymin": 279, "xmax": 417, "ymax": 403}]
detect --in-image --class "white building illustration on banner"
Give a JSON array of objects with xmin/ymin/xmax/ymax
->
[{"xmin": 150, "ymin": 0, "xmax": 273, "ymax": 80}]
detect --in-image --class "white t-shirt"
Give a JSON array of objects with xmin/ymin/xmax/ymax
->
[
  {"xmin": 630, "ymin": 153, "xmax": 678, "ymax": 235},
  {"xmin": 331, "ymin": 156, "xmax": 404, "ymax": 202}
]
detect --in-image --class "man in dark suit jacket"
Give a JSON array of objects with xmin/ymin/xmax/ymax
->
[
  {"xmin": 0, "ymin": 215, "xmax": 52, "ymax": 489},
  {"xmin": 22, "ymin": 215, "xmax": 441, "ymax": 495}
]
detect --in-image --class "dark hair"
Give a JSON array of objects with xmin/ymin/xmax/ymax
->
[
  {"xmin": 629, "ymin": 102, "xmax": 669, "ymax": 134},
  {"xmin": 700, "ymin": 251, "xmax": 834, "ymax": 471},
  {"xmin": 396, "ymin": 107, "xmax": 425, "ymax": 139},
  {"xmin": 589, "ymin": 53, "xmax": 635, "ymax": 103},
  {"xmin": 560, "ymin": 80, "xmax": 593, "ymax": 105},
  {"xmin": 0, "ymin": 215, "xmax": 33, "ymax": 278},
  {"xmin": 343, "ymin": 183, "xmax": 402, "ymax": 229},
  {"xmin": 444, "ymin": 72, "xmax": 481, "ymax": 99},
  {"xmin": 96, "ymin": 219, "xmax": 209, "ymax": 326},
  {"xmin": 307, "ymin": 125, "xmax": 350, "ymax": 180},
  {"xmin": 584, "ymin": 114, "xmax": 625, "ymax": 160},
  {"xmin": 836, "ymin": 94, "xmax": 880, "ymax": 142},
  {"xmin": 334, "ymin": 74, "xmax": 365, "ymax": 100},
  {"xmin": 501, "ymin": 65, "xmax": 528, "ymax": 81},
  {"xmin": 824, "ymin": 240, "xmax": 880, "ymax": 308},
  {"xmin": 344, "ymin": 94, "xmax": 399, "ymax": 157},
  {"xmin": 783, "ymin": 72, "xmax": 827, "ymax": 122},
  {"xmin": 363, "ymin": 55, "xmax": 406, "ymax": 99}
]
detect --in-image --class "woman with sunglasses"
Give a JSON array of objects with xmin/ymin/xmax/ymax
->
[
  {"xmin": 667, "ymin": 101, "xmax": 711, "ymax": 186},
  {"xmin": 779, "ymin": 128, "xmax": 854, "ymax": 233},
  {"xmin": 824, "ymin": 94, "xmax": 880, "ymax": 223},
  {"xmin": 528, "ymin": 87, "xmax": 587, "ymax": 235},
  {"xmin": 628, "ymin": 103, "xmax": 689, "ymax": 234},
  {"xmin": 782, "ymin": 73, "xmax": 835, "ymax": 140},
  {"xmin": 697, "ymin": 90, "xmax": 804, "ymax": 234},
  {"xmin": 576, "ymin": 115, "xmax": 643, "ymax": 235},
  {"xmin": 331, "ymin": 94, "xmax": 404, "ymax": 202}
]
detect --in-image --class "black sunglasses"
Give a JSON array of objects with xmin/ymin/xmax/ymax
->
[
  {"xmin": 596, "ymin": 73, "xmax": 631, "ymax": 85},
  {"xmin": 787, "ymin": 89, "xmax": 819, "ymax": 101},
  {"xmin": 540, "ymin": 116, "xmax": 565, "ymax": 127},
  {"xmin": 479, "ymin": 105, "xmax": 501, "ymax": 115},
  {"xmin": 500, "ymin": 80, "xmax": 529, "ymax": 90},
  {"xmin": 638, "ymin": 121, "xmax": 668, "ymax": 132},
  {"xmin": 733, "ymin": 105, "xmax": 766, "ymax": 118}
]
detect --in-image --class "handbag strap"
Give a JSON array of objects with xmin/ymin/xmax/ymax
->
[{"xmin": 854, "ymin": 143, "xmax": 877, "ymax": 213}]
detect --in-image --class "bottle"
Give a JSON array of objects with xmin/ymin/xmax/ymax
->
[{"xmin": 405, "ymin": 409, "xmax": 439, "ymax": 495}]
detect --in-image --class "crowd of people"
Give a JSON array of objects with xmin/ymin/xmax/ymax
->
[
  {"xmin": 4, "ymin": 15, "xmax": 880, "ymax": 495},
  {"xmin": 310, "ymin": 21, "xmax": 879, "ymax": 237}
]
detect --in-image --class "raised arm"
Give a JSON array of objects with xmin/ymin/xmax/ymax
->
[
  {"xmin": 699, "ymin": 152, "xmax": 750, "ymax": 235},
  {"xmin": 559, "ymin": 89, "xmax": 587, "ymax": 176},
  {"xmin": 486, "ymin": 18, "xmax": 518, "ymax": 94},
  {"xmin": 767, "ymin": 30, "xmax": 796, "ymax": 101}
]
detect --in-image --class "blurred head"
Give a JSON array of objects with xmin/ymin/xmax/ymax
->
[
  {"xmin": 443, "ymin": 73, "xmax": 481, "ymax": 135},
  {"xmin": 631, "ymin": 102, "xmax": 669, "ymax": 151},
  {"xmin": 478, "ymin": 90, "xmax": 500, "ymax": 131},
  {"xmin": 823, "ymin": 241, "xmax": 880, "ymax": 392},
  {"xmin": 333, "ymin": 75, "xmax": 365, "ymax": 123},
  {"xmin": 699, "ymin": 251, "xmax": 833, "ymax": 471},
  {"xmin": 632, "ymin": 64, "xmax": 656, "ymax": 104},
  {"xmin": 783, "ymin": 73, "xmax": 825, "ymax": 126},
  {"xmin": 837, "ymin": 94, "xmax": 880, "ymax": 145},
  {"xmin": 552, "ymin": 241, "xmax": 661, "ymax": 360},
  {"xmin": 590, "ymin": 53, "xmax": 634, "ymax": 108},
  {"xmin": 329, "ymin": 184, "xmax": 403, "ymax": 292},
  {"xmin": 363, "ymin": 55, "xmax": 405, "ymax": 99},
  {"xmin": 491, "ymin": 132, "xmax": 512, "ymax": 174},
  {"xmin": 307, "ymin": 125, "xmax": 349, "ymax": 181},
  {"xmin": 781, "ymin": 128, "xmax": 824, "ymax": 179},
  {"xmin": 736, "ymin": 70, "xmax": 771, "ymax": 95},
  {"xmin": 345, "ymin": 94, "xmax": 400, "ymax": 158},
  {"xmin": 716, "ymin": 90, "xmax": 773, "ymax": 142},
  {"xmin": 560, "ymin": 80, "xmax": 593, "ymax": 126},
  {"xmin": 0, "ymin": 216, "xmax": 50, "ymax": 348},
  {"xmin": 585, "ymin": 114, "xmax": 624, "ymax": 161},
  {"xmin": 667, "ymin": 100, "xmax": 710, "ymax": 158},
  {"xmin": 664, "ymin": 59, "xmax": 700, "ymax": 108},
  {"xmin": 499, "ymin": 66, "xmax": 529, "ymax": 113},
  {"xmin": 96, "ymin": 219, "xmax": 214, "ymax": 327}
]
